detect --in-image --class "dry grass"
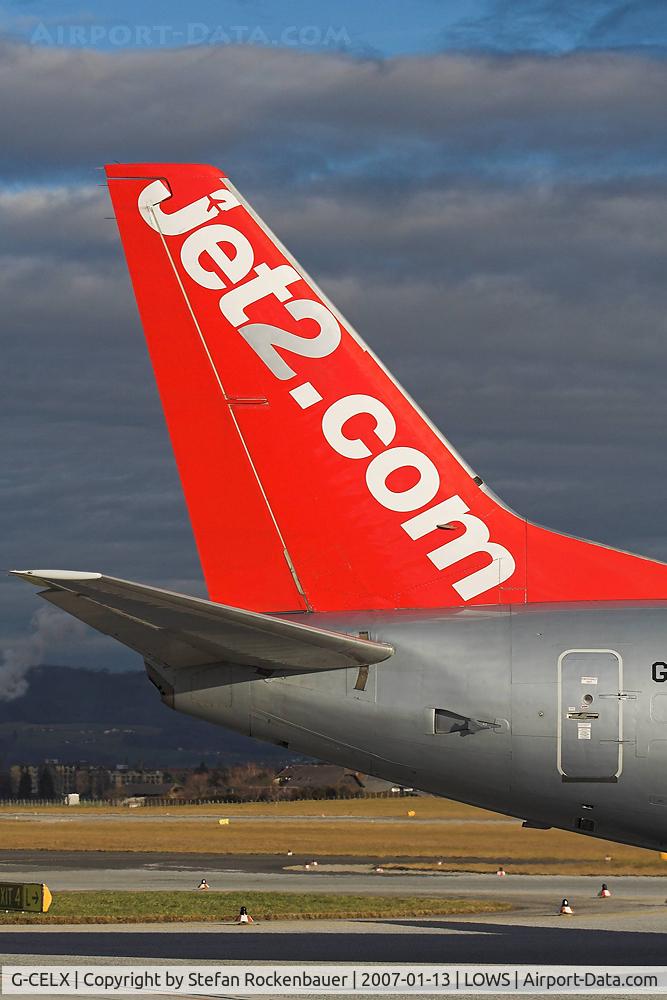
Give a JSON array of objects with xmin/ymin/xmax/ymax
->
[
  {"xmin": 0, "ymin": 818, "xmax": 491, "ymax": 855},
  {"xmin": 0, "ymin": 798, "xmax": 486, "ymax": 819},
  {"xmin": 0, "ymin": 798, "xmax": 664, "ymax": 874}
]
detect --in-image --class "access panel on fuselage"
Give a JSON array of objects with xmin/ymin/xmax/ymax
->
[{"xmin": 558, "ymin": 650, "xmax": 622, "ymax": 782}]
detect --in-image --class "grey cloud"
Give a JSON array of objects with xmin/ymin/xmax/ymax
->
[
  {"xmin": 1, "ymin": 42, "xmax": 667, "ymax": 179},
  {"xmin": 0, "ymin": 186, "xmax": 115, "ymax": 259},
  {"xmin": 3, "ymin": 43, "xmax": 667, "ymax": 669},
  {"xmin": 258, "ymin": 180, "xmax": 667, "ymax": 295}
]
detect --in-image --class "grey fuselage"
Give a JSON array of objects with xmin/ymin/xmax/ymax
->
[{"xmin": 147, "ymin": 601, "xmax": 667, "ymax": 851}]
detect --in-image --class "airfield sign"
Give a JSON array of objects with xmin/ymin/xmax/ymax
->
[{"xmin": 0, "ymin": 882, "xmax": 52, "ymax": 913}]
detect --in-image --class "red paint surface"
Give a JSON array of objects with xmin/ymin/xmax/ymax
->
[{"xmin": 106, "ymin": 163, "xmax": 667, "ymax": 611}]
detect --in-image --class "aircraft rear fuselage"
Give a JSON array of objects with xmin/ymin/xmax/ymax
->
[{"xmin": 148, "ymin": 601, "xmax": 667, "ymax": 851}]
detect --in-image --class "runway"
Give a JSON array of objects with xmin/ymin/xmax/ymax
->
[
  {"xmin": 1, "ymin": 907, "xmax": 666, "ymax": 965},
  {"xmin": 0, "ymin": 851, "xmax": 665, "ymax": 904},
  {"xmin": 0, "ymin": 851, "xmax": 665, "ymax": 969}
]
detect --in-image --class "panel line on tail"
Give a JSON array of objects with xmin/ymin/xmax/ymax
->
[
  {"xmin": 225, "ymin": 178, "xmax": 505, "ymax": 508},
  {"xmin": 144, "ymin": 200, "xmax": 312, "ymax": 611}
]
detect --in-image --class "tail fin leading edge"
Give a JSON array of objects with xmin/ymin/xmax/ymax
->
[{"xmin": 106, "ymin": 163, "xmax": 667, "ymax": 610}]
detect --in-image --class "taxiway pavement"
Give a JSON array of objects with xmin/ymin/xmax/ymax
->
[{"xmin": 0, "ymin": 852, "xmax": 664, "ymax": 994}]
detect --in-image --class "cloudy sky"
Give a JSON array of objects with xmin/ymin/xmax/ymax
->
[{"xmin": 2, "ymin": 1, "xmax": 667, "ymax": 679}]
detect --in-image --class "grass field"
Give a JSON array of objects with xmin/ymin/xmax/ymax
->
[
  {"xmin": 0, "ymin": 891, "xmax": 511, "ymax": 925},
  {"xmin": 0, "ymin": 799, "xmax": 664, "ymax": 875}
]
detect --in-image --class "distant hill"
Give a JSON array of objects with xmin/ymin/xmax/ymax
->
[{"xmin": 0, "ymin": 665, "xmax": 298, "ymax": 768}]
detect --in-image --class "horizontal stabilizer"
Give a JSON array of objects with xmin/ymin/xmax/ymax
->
[{"xmin": 10, "ymin": 571, "xmax": 393, "ymax": 672}]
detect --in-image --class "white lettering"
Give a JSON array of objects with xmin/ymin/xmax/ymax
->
[
  {"xmin": 239, "ymin": 299, "xmax": 341, "ymax": 379},
  {"xmin": 366, "ymin": 446, "xmax": 440, "ymax": 512},
  {"xmin": 402, "ymin": 496, "xmax": 516, "ymax": 599},
  {"xmin": 138, "ymin": 181, "xmax": 239, "ymax": 236},
  {"xmin": 322, "ymin": 394, "xmax": 396, "ymax": 460},
  {"xmin": 181, "ymin": 224, "xmax": 254, "ymax": 290},
  {"xmin": 219, "ymin": 262, "xmax": 301, "ymax": 325}
]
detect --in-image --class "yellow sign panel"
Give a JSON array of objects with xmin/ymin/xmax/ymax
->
[{"xmin": 0, "ymin": 882, "xmax": 52, "ymax": 913}]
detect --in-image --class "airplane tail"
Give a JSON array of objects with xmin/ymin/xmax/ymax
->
[{"xmin": 106, "ymin": 163, "xmax": 667, "ymax": 611}]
